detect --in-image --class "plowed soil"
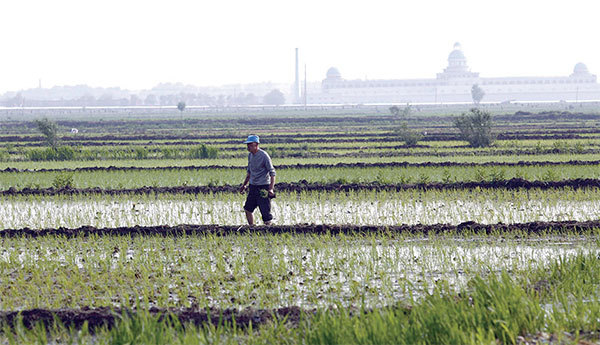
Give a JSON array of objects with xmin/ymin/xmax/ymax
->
[
  {"xmin": 3, "ymin": 160, "xmax": 600, "ymax": 174},
  {"xmin": 2, "ymin": 132, "xmax": 596, "ymax": 146},
  {"xmin": 3, "ymin": 178, "xmax": 600, "ymax": 197},
  {"xmin": 0, "ymin": 306, "xmax": 308, "ymax": 332},
  {"xmin": 1, "ymin": 220, "xmax": 598, "ymax": 238}
]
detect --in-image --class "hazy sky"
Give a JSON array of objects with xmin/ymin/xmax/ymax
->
[{"xmin": 0, "ymin": 0, "xmax": 598, "ymax": 93}]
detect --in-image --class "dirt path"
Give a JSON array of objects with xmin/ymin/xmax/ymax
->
[
  {"xmin": 3, "ymin": 178, "xmax": 600, "ymax": 197},
  {"xmin": 1, "ymin": 220, "xmax": 598, "ymax": 238}
]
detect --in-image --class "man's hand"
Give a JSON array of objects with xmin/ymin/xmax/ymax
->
[
  {"xmin": 268, "ymin": 189, "xmax": 275, "ymax": 198},
  {"xmin": 239, "ymin": 185, "xmax": 247, "ymax": 194}
]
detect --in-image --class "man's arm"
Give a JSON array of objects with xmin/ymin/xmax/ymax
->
[
  {"xmin": 263, "ymin": 151, "xmax": 276, "ymax": 195},
  {"xmin": 268, "ymin": 175, "xmax": 276, "ymax": 197},
  {"xmin": 239, "ymin": 171, "xmax": 251, "ymax": 193}
]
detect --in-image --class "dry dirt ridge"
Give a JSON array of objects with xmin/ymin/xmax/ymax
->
[
  {"xmin": 0, "ymin": 130, "xmax": 596, "ymax": 144},
  {"xmin": 3, "ymin": 178, "xmax": 600, "ymax": 197},
  {"xmin": 1, "ymin": 306, "xmax": 599, "ymax": 344},
  {"xmin": 1, "ymin": 220, "xmax": 599, "ymax": 238},
  {"xmin": 0, "ymin": 306, "xmax": 309, "ymax": 332},
  {"xmin": 4, "ymin": 160, "xmax": 600, "ymax": 174}
]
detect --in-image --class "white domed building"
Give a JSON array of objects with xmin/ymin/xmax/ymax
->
[{"xmin": 310, "ymin": 43, "xmax": 600, "ymax": 104}]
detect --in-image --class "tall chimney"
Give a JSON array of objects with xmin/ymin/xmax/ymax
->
[{"xmin": 294, "ymin": 48, "xmax": 300, "ymax": 103}]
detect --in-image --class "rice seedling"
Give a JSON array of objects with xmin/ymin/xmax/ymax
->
[
  {"xmin": 0, "ymin": 231, "xmax": 597, "ymax": 311},
  {"xmin": 1, "ymin": 249, "xmax": 598, "ymax": 344},
  {"xmin": 3, "ymin": 188, "xmax": 600, "ymax": 229}
]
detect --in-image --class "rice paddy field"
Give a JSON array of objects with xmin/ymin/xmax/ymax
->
[{"xmin": 1, "ymin": 107, "xmax": 600, "ymax": 344}]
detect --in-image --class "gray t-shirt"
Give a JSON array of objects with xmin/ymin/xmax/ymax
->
[{"xmin": 247, "ymin": 149, "xmax": 276, "ymax": 185}]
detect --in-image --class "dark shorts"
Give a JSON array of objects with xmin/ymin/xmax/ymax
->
[{"xmin": 243, "ymin": 185, "xmax": 273, "ymax": 222}]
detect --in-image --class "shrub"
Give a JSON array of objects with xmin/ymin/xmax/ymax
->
[
  {"xmin": 0, "ymin": 149, "xmax": 10, "ymax": 162},
  {"xmin": 55, "ymin": 146, "xmax": 75, "ymax": 161},
  {"xmin": 396, "ymin": 123, "xmax": 423, "ymax": 147},
  {"xmin": 541, "ymin": 169, "xmax": 559, "ymax": 181},
  {"xmin": 26, "ymin": 147, "xmax": 75, "ymax": 161},
  {"xmin": 79, "ymin": 149, "xmax": 100, "ymax": 161},
  {"xmin": 441, "ymin": 168, "xmax": 453, "ymax": 184},
  {"xmin": 161, "ymin": 147, "xmax": 179, "ymax": 159},
  {"xmin": 134, "ymin": 147, "xmax": 149, "ymax": 159},
  {"xmin": 474, "ymin": 167, "xmax": 487, "ymax": 182},
  {"xmin": 188, "ymin": 145, "xmax": 218, "ymax": 159},
  {"xmin": 534, "ymin": 141, "xmax": 544, "ymax": 154},
  {"xmin": 454, "ymin": 108, "xmax": 495, "ymax": 148},
  {"xmin": 417, "ymin": 173, "xmax": 431, "ymax": 184},
  {"xmin": 52, "ymin": 172, "xmax": 74, "ymax": 189},
  {"xmin": 488, "ymin": 168, "xmax": 506, "ymax": 182},
  {"xmin": 26, "ymin": 148, "xmax": 50, "ymax": 161},
  {"xmin": 397, "ymin": 174, "xmax": 413, "ymax": 184}
]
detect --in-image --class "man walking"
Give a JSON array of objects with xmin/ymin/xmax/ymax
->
[{"xmin": 239, "ymin": 135, "xmax": 276, "ymax": 225}]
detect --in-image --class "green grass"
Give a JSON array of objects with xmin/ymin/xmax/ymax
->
[
  {"xmin": 2, "ymin": 135, "xmax": 600, "ymax": 162},
  {"xmin": 1, "ymin": 251, "xmax": 598, "ymax": 344},
  {"xmin": 2, "ymin": 158, "xmax": 600, "ymax": 190},
  {"xmin": 4, "ymin": 152, "xmax": 600, "ymax": 171}
]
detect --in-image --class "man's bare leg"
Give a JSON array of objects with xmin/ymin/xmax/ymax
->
[{"xmin": 245, "ymin": 210, "xmax": 254, "ymax": 225}]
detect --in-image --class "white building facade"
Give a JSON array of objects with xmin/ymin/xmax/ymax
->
[{"xmin": 309, "ymin": 43, "xmax": 600, "ymax": 104}]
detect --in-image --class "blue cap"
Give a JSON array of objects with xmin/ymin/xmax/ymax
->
[{"xmin": 244, "ymin": 135, "xmax": 260, "ymax": 144}]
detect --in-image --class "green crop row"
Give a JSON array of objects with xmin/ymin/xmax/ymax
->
[
  {"xmin": 3, "ymin": 152, "xmax": 600, "ymax": 171},
  {"xmin": 7, "ymin": 137, "xmax": 600, "ymax": 150},
  {"xmin": 3, "ymin": 136, "xmax": 600, "ymax": 162},
  {"xmin": 1, "ymin": 163, "xmax": 600, "ymax": 190},
  {"xmin": 1, "ymin": 242, "xmax": 599, "ymax": 344},
  {"xmin": 0, "ymin": 144, "xmax": 220, "ymax": 162}
]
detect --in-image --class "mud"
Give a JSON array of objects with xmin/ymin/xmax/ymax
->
[
  {"xmin": 3, "ymin": 131, "xmax": 598, "ymax": 147},
  {"xmin": 3, "ymin": 178, "xmax": 600, "ymax": 197},
  {"xmin": 286, "ymin": 148, "xmax": 600, "ymax": 159},
  {"xmin": 1, "ymin": 220, "xmax": 599, "ymax": 238},
  {"xmin": 5, "ymin": 147, "xmax": 600, "ymax": 162},
  {"xmin": 0, "ymin": 306, "xmax": 307, "ymax": 332},
  {"xmin": 3, "ymin": 160, "xmax": 600, "ymax": 174}
]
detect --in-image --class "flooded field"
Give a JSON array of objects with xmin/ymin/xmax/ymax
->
[
  {"xmin": 3, "ymin": 188, "xmax": 600, "ymax": 229},
  {"xmin": 1, "ymin": 233, "xmax": 597, "ymax": 311}
]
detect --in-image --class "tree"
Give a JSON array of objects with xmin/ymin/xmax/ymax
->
[
  {"xmin": 177, "ymin": 101, "xmax": 186, "ymax": 113},
  {"xmin": 6, "ymin": 93, "xmax": 24, "ymax": 107},
  {"xmin": 77, "ymin": 94, "xmax": 96, "ymax": 107},
  {"xmin": 245, "ymin": 93, "xmax": 258, "ymax": 105},
  {"xmin": 263, "ymin": 89, "xmax": 285, "ymax": 105},
  {"xmin": 453, "ymin": 108, "xmax": 494, "ymax": 147},
  {"xmin": 471, "ymin": 84, "xmax": 485, "ymax": 104},
  {"xmin": 144, "ymin": 94, "xmax": 158, "ymax": 105},
  {"xmin": 34, "ymin": 118, "xmax": 59, "ymax": 149},
  {"xmin": 129, "ymin": 94, "xmax": 142, "ymax": 106},
  {"xmin": 97, "ymin": 93, "xmax": 114, "ymax": 106},
  {"xmin": 390, "ymin": 103, "xmax": 412, "ymax": 117}
]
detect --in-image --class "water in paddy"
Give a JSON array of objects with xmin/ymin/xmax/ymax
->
[{"xmin": 1, "ymin": 235, "xmax": 597, "ymax": 310}]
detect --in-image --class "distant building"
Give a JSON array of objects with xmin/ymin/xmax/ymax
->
[{"xmin": 308, "ymin": 43, "xmax": 600, "ymax": 104}]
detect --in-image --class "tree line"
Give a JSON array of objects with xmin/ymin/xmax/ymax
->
[{"xmin": 1, "ymin": 90, "xmax": 286, "ymax": 107}]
